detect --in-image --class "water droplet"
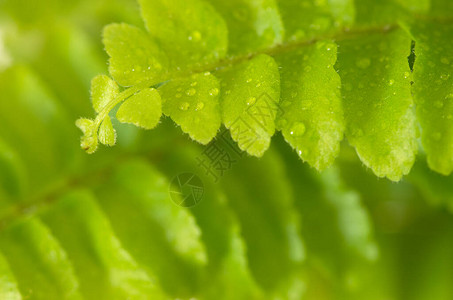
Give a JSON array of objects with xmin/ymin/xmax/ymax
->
[
  {"xmin": 356, "ymin": 58, "xmax": 370, "ymax": 69},
  {"xmin": 404, "ymin": 72, "xmax": 410, "ymax": 79},
  {"xmin": 131, "ymin": 68, "xmax": 135, "ymax": 72},
  {"xmin": 289, "ymin": 122, "xmax": 306, "ymax": 137},
  {"xmin": 204, "ymin": 71, "xmax": 211, "ymax": 76},
  {"xmin": 195, "ymin": 102, "xmax": 204, "ymax": 111},
  {"xmin": 247, "ymin": 97, "xmax": 256, "ymax": 106},
  {"xmin": 186, "ymin": 88, "xmax": 197, "ymax": 96},
  {"xmin": 389, "ymin": 79, "xmax": 395, "ymax": 86},
  {"xmin": 209, "ymin": 88, "xmax": 219, "ymax": 96},
  {"xmin": 179, "ymin": 102, "xmax": 190, "ymax": 111},
  {"xmin": 191, "ymin": 82, "xmax": 198, "ymax": 87},
  {"xmin": 246, "ymin": 78, "xmax": 253, "ymax": 83},
  {"xmin": 434, "ymin": 101, "xmax": 444, "ymax": 108},
  {"xmin": 256, "ymin": 83, "xmax": 262, "ymax": 88}
]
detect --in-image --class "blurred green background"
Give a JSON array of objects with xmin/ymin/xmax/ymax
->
[{"xmin": 0, "ymin": 0, "xmax": 453, "ymax": 299}]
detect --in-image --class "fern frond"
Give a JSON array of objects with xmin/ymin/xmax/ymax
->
[{"xmin": 78, "ymin": 0, "xmax": 453, "ymax": 181}]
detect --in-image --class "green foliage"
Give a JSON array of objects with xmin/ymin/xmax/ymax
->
[
  {"xmin": 116, "ymin": 88, "xmax": 162, "ymax": 130},
  {"xmin": 159, "ymin": 73, "xmax": 221, "ymax": 144},
  {"xmin": 138, "ymin": 0, "xmax": 228, "ymax": 69},
  {"xmin": 103, "ymin": 23, "xmax": 168, "ymax": 87},
  {"xmin": 410, "ymin": 21, "xmax": 453, "ymax": 175},
  {"xmin": 217, "ymin": 54, "xmax": 280, "ymax": 156},
  {"xmin": 0, "ymin": 219, "xmax": 82, "ymax": 300},
  {"xmin": 276, "ymin": 40, "xmax": 343, "ymax": 170},
  {"xmin": 1, "ymin": 0, "xmax": 453, "ymax": 299},
  {"xmin": 76, "ymin": 0, "xmax": 453, "ymax": 181},
  {"xmin": 336, "ymin": 29, "xmax": 417, "ymax": 181}
]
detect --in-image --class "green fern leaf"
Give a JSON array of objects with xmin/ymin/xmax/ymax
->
[
  {"xmin": 0, "ymin": 219, "xmax": 82, "ymax": 300},
  {"xmin": 138, "ymin": 0, "xmax": 228, "ymax": 69},
  {"xmin": 206, "ymin": 0, "xmax": 284, "ymax": 54},
  {"xmin": 3, "ymin": 1, "xmax": 453, "ymax": 298},
  {"xmin": 41, "ymin": 191, "xmax": 163, "ymax": 299},
  {"xmin": 0, "ymin": 252, "xmax": 21, "ymax": 300},
  {"xmin": 116, "ymin": 88, "xmax": 162, "ymax": 130},
  {"xmin": 91, "ymin": 75, "xmax": 119, "ymax": 113},
  {"xmin": 75, "ymin": 0, "xmax": 453, "ymax": 179},
  {"xmin": 98, "ymin": 116, "xmax": 116, "ymax": 146},
  {"xmin": 336, "ymin": 29, "xmax": 417, "ymax": 181},
  {"xmin": 276, "ymin": 40, "xmax": 343, "ymax": 170},
  {"xmin": 410, "ymin": 21, "xmax": 453, "ymax": 175},
  {"xmin": 217, "ymin": 54, "xmax": 280, "ymax": 156},
  {"xmin": 159, "ymin": 72, "xmax": 221, "ymax": 144},
  {"xmin": 103, "ymin": 23, "xmax": 168, "ymax": 87}
]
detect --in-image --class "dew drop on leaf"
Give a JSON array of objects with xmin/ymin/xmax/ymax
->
[
  {"xmin": 289, "ymin": 122, "xmax": 306, "ymax": 137},
  {"xmin": 186, "ymin": 88, "xmax": 197, "ymax": 96},
  {"xmin": 247, "ymin": 97, "xmax": 256, "ymax": 106},
  {"xmin": 179, "ymin": 102, "xmax": 190, "ymax": 111},
  {"xmin": 209, "ymin": 88, "xmax": 219, "ymax": 96},
  {"xmin": 195, "ymin": 102, "xmax": 204, "ymax": 111}
]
